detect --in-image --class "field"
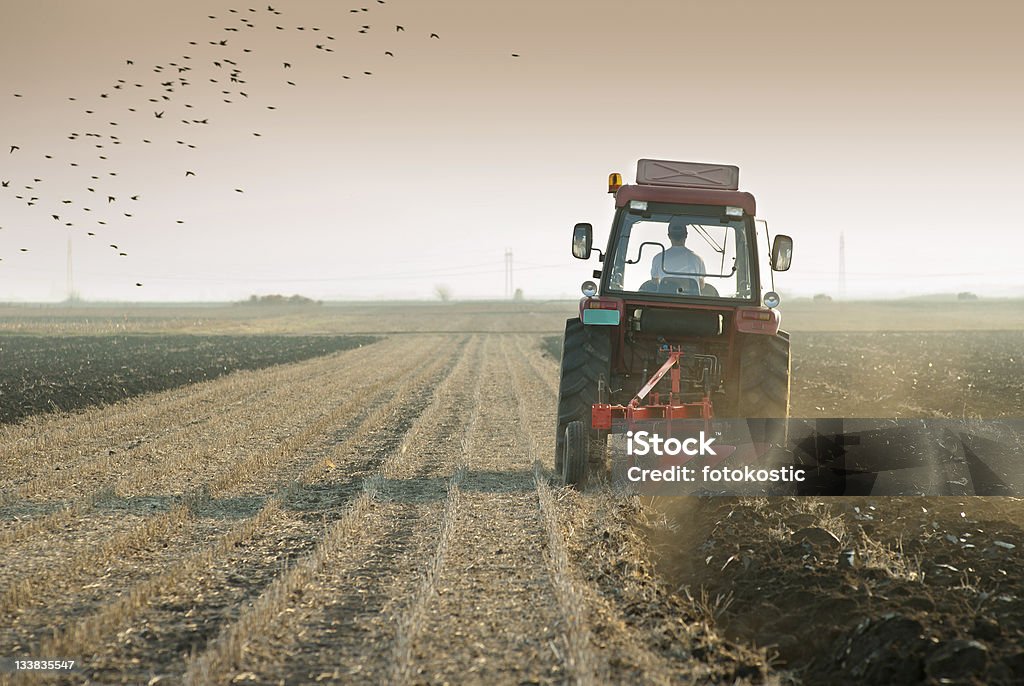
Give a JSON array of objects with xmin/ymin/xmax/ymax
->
[{"xmin": 1, "ymin": 300, "xmax": 1023, "ymax": 685}]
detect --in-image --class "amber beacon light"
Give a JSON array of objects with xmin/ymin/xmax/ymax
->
[{"xmin": 608, "ymin": 173, "xmax": 623, "ymax": 193}]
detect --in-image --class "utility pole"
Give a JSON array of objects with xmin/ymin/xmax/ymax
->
[
  {"xmin": 66, "ymin": 233, "xmax": 75, "ymax": 303},
  {"xmin": 838, "ymin": 231, "xmax": 847, "ymax": 300},
  {"xmin": 504, "ymin": 248, "xmax": 513, "ymax": 299}
]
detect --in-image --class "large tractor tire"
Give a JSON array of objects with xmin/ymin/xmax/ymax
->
[
  {"xmin": 737, "ymin": 331, "xmax": 791, "ymax": 447},
  {"xmin": 555, "ymin": 318, "xmax": 611, "ymax": 477},
  {"xmin": 562, "ymin": 421, "xmax": 588, "ymax": 489}
]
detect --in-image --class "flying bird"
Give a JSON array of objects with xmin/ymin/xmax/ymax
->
[
  {"xmin": 154, "ymin": 111, "xmax": 164, "ymax": 118},
  {"xmin": 9, "ymin": 146, "xmax": 18, "ymax": 153},
  {"xmin": 108, "ymin": 196, "xmax": 116, "ymax": 202},
  {"xmin": 1, "ymin": 181, "xmax": 7, "ymax": 187},
  {"xmin": 109, "ymin": 244, "xmax": 118, "ymax": 249},
  {"xmin": 430, "ymin": 33, "xmax": 439, "ymax": 39},
  {"xmin": 385, "ymin": 51, "xmax": 393, "ymax": 56},
  {"xmin": 396, "ymin": 25, "xmax": 404, "ymax": 31},
  {"xmin": 512, "ymin": 53, "xmax": 520, "ymax": 57},
  {"xmin": 185, "ymin": 170, "xmax": 195, "ymax": 176}
]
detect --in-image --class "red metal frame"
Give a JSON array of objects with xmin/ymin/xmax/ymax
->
[{"xmin": 592, "ymin": 346, "xmax": 714, "ymax": 435}]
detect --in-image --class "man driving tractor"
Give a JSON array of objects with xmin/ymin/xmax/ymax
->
[{"xmin": 651, "ymin": 218, "xmax": 706, "ymax": 290}]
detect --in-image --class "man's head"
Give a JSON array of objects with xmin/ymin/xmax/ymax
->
[{"xmin": 667, "ymin": 219, "xmax": 688, "ymax": 246}]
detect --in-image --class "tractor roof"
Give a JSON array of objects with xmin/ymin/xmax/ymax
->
[
  {"xmin": 613, "ymin": 159, "xmax": 756, "ymax": 215},
  {"xmin": 614, "ymin": 184, "xmax": 756, "ymax": 216}
]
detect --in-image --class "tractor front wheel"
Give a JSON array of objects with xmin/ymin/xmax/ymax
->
[
  {"xmin": 562, "ymin": 420, "xmax": 588, "ymax": 488},
  {"xmin": 555, "ymin": 318, "xmax": 610, "ymax": 474}
]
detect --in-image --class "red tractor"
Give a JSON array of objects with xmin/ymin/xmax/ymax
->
[{"xmin": 556, "ymin": 159, "xmax": 794, "ymax": 487}]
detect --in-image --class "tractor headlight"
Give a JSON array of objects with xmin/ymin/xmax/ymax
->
[
  {"xmin": 581, "ymin": 280, "xmax": 598, "ymax": 298},
  {"xmin": 763, "ymin": 291, "xmax": 781, "ymax": 308}
]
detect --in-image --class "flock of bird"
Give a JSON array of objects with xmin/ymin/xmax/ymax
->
[{"xmin": 2, "ymin": 2, "xmax": 520, "ymax": 289}]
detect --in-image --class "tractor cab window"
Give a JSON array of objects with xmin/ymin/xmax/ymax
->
[{"xmin": 607, "ymin": 209, "xmax": 753, "ymax": 299}]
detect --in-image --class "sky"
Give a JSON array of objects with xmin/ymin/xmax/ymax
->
[{"xmin": 1, "ymin": 0, "xmax": 1022, "ymax": 301}]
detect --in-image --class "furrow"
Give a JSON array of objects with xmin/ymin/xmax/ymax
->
[
  {"xmin": 181, "ymin": 336, "xmax": 486, "ymax": 686},
  {"xmin": 12, "ymin": 337, "xmax": 470, "ymax": 678},
  {"xmin": 0, "ymin": 338, "xmax": 455, "ymax": 623}
]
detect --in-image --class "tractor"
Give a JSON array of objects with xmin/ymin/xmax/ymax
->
[{"xmin": 556, "ymin": 159, "xmax": 794, "ymax": 487}]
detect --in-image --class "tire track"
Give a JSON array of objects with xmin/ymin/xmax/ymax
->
[{"xmin": 406, "ymin": 336, "xmax": 569, "ymax": 684}]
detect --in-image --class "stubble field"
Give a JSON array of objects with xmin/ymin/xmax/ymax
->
[{"xmin": 1, "ymin": 299, "xmax": 1022, "ymax": 685}]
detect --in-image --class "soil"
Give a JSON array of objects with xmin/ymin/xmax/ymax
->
[
  {"xmin": 0, "ymin": 303, "xmax": 1021, "ymax": 685},
  {"xmin": 653, "ymin": 496, "xmax": 1024, "ymax": 685},
  {"xmin": 0, "ymin": 334, "xmax": 375, "ymax": 425}
]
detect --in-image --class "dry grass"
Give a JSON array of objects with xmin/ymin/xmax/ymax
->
[
  {"xmin": 182, "ymin": 337, "xmax": 484, "ymax": 685},
  {"xmin": 13, "ymin": 338, "xmax": 469, "ymax": 677}
]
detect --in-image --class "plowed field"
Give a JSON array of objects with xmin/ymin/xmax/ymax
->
[{"xmin": 1, "ymin": 301, "xmax": 1022, "ymax": 685}]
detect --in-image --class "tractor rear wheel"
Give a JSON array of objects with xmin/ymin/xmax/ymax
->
[
  {"xmin": 555, "ymin": 318, "xmax": 610, "ymax": 475},
  {"xmin": 562, "ymin": 421, "xmax": 588, "ymax": 488},
  {"xmin": 737, "ymin": 331, "xmax": 791, "ymax": 445}
]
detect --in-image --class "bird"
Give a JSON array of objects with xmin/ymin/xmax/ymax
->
[
  {"xmin": 136, "ymin": 282, "xmax": 143, "ymax": 287},
  {"xmin": 108, "ymin": 196, "xmax": 116, "ymax": 203},
  {"xmin": 119, "ymin": 252, "xmax": 127, "ymax": 256},
  {"xmin": 52, "ymin": 215, "xmax": 59, "ymax": 220},
  {"xmin": 109, "ymin": 244, "xmax": 118, "ymax": 249},
  {"xmin": 396, "ymin": 25, "xmax": 404, "ymax": 31},
  {"xmin": 512, "ymin": 53, "xmax": 520, "ymax": 57},
  {"xmin": 235, "ymin": 188, "xmax": 243, "ymax": 192},
  {"xmin": 385, "ymin": 51, "xmax": 393, "ymax": 57},
  {"xmin": 185, "ymin": 170, "xmax": 195, "ymax": 176},
  {"xmin": 131, "ymin": 195, "xmax": 139, "ymax": 200},
  {"xmin": 9, "ymin": 145, "xmax": 18, "ymax": 153},
  {"xmin": 430, "ymin": 33, "xmax": 439, "ymax": 39},
  {"xmin": 1, "ymin": 180, "xmax": 7, "ymax": 187},
  {"xmin": 88, "ymin": 232, "xmax": 95, "ymax": 236},
  {"xmin": 126, "ymin": 59, "xmax": 134, "ymax": 65},
  {"xmin": 154, "ymin": 111, "xmax": 164, "ymax": 118}
]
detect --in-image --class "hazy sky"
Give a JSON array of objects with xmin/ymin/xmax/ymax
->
[{"xmin": 1, "ymin": 0, "xmax": 1022, "ymax": 301}]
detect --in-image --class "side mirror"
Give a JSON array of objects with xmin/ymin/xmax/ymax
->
[
  {"xmin": 770, "ymin": 234, "xmax": 793, "ymax": 271},
  {"xmin": 572, "ymin": 223, "xmax": 593, "ymax": 260}
]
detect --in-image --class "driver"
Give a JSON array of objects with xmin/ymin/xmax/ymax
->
[{"xmin": 651, "ymin": 219, "xmax": 706, "ymax": 290}]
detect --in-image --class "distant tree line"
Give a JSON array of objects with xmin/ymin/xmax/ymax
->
[{"xmin": 241, "ymin": 294, "xmax": 322, "ymax": 305}]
